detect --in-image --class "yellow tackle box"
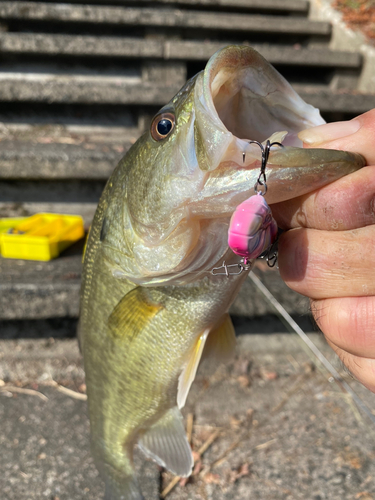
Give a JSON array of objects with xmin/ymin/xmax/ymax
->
[
  {"xmin": 0, "ymin": 217, "xmax": 29, "ymax": 254},
  {"xmin": 0, "ymin": 213, "xmax": 85, "ymax": 261}
]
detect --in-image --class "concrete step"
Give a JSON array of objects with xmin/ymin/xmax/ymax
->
[
  {"xmin": 28, "ymin": 0, "xmax": 309, "ymax": 14},
  {"xmin": 0, "ymin": 34, "xmax": 360, "ymax": 69},
  {"xmin": 0, "ymin": 201, "xmax": 98, "ymax": 225},
  {"xmin": 1, "ymin": 74, "xmax": 374, "ymax": 110},
  {"xmin": 0, "ymin": 249, "xmax": 82, "ymax": 320},
  {"xmin": 0, "ymin": 252, "xmax": 309, "ymax": 320},
  {"xmin": 293, "ymin": 85, "xmax": 375, "ymax": 113},
  {"xmin": 0, "ymin": 2, "xmax": 331, "ymax": 37},
  {"xmin": 118, "ymin": 0, "xmax": 310, "ymax": 12},
  {"xmin": 0, "ymin": 75, "xmax": 176, "ymax": 104},
  {"xmin": 0, "ymin": 129, "xmax": 130, "ymax": 180}
]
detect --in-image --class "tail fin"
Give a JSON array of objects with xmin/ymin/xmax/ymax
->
[{"xmin": 104, "ymin": 472, "xmax": 144, "ymax": 500}]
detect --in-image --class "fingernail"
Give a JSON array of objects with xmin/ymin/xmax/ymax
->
[{"xmin": 298, "ymin": 119, "xmax": 361, "ymax": 145}]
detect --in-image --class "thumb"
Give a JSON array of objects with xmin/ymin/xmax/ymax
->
[{"xmin": 298, "ymin": 108, "xmax": 375, "ymax": 166}]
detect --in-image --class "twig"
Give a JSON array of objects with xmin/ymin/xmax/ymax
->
[
  {"xmin": 271, "ymin": 374, "xmax": 307, "ymax": 413},
  {"xmin": 46, "ymin": 380, "xmax": 87, "ymax": 401},
  {"xmin": 205, "ymin": 438, "xmax": 241, "ymax": 471},
  {"xmin": 325, "ymin": 391, "xmax": 363, "ymax": 424},
  {"xmin": 286, "ymin": 354, "xmax": 301, "ymax": 372},
  {"xmin": 186, "ymin": 413, "xmax": 194, "ymax": 445},
  {"xmin": 205, "ymin": 437, "xmax": 277, "ymax": 475},
  {"xmin": 56, "ymin": 385, "xmax": 87, "ymax": 401},
  {"xmin": 160, "ymin": 476, "xmax": 180, "ymax": 498},
  {"xmin": 253, "ymin": 438, "xmax": 277, "ymax": 451},
  {"xmin": 197, "ymin": 428, "xmax": 221, "ymax": 456},
  {"xmin": 0, "ymin": 386, "xmax": 48, "ymax": 401}
]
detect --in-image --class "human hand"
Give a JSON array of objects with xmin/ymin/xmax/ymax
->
[{"xmin": 272, "ymin": 109, "xmax": 375, "ymax": 393}]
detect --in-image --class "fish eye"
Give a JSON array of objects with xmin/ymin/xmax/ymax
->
[{"xmin": 150, "ymin": 112, "xmax": 175, "ymax": 141}]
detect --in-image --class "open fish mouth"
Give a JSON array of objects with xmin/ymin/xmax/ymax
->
[
  {"xmin": 193, "ymin": 45, "xmax": 325, "ymax": 174},
  {"xmin": 192, "ymin": 45, "xmax": 364, "ymax": 205},
  {"xmin": 208, "ymin": 47, "xmax": 324, "ymax": 145}
]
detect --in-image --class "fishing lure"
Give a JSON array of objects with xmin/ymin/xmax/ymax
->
[
  {"xmin": 212, "ymin": 141, "xmax": 281, "ymax": 277},
  {"xmin": 228, "ymin": 140, "xmax": 280, "ymax": 261},
  {"xmin": 228, "ymin": 191, "xmax": 277, "ymax": 260}
]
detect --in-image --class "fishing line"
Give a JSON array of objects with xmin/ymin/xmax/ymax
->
[{"xmin": 248, "ymin": 271, "xmax": 375, "ymax": 427}]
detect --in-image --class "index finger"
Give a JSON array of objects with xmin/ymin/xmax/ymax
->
[
  {"xmin": 271, "ymin": 165, "xmax": 375, "ymax": 231},
  {"xmin": 299, "ymin": 108, "xmax": 375, "ymax": 166}
]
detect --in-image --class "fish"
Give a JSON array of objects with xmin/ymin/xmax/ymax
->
[{"xmin": 78, "ymin": 45, "xmax": 365, "ymax": 500}]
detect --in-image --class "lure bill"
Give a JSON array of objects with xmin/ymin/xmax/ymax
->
[{"xmin": 79, "ymin": 45, "xmax": 365, "ymax": 500}]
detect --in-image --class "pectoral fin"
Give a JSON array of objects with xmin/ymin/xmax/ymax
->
[
  {"xmin": 177, "ymin": 314, "xmax": 236, "ymax": 409},
  {"xmin": 138, "ymin": 407, "xmax": 193, "ymax": 477},
  {"xmin": 108, "ymin": 287, "xmax": 163, "ymax": 341}
]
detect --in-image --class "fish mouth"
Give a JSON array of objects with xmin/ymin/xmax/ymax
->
[
  {"xmin": 209, "ymin": 46, "xmax": 323, "ymax": 140},
  {"xmin": 194, "ymin": 45, "xmax": 325, "ymax": 171},
  {"xmin": 193, "ymin": 45, "xmax": 364, "ymax": 206}
]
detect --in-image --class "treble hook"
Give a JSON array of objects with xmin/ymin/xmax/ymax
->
[
  {"xmin": 257, "ymin": 235, "xmax": 280, "ymax": 268},
  {"xmin": 243, "ymin": 140, "xmax": 284, "ymax": 195},
  {"xmin": 250, "ymin": 140, "xmax": 283, "ymax": 193}
]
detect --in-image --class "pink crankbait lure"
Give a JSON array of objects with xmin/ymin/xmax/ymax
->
[
  {"xmin": 228, "ymin": 139, "xmax": 282, "ymax": 262},
  {"xmin": 212, "ymin": 140, "xmax": 281, "ymax": 277},
  {"xmin": 228, "ymin": 192, "xmax": 278, "ymax": 260}
]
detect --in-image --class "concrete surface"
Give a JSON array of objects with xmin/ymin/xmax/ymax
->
[
  {"xmin": 308, "ymin": 0, "xmax": 375, "ymax": 93},
  {"xmin": 0, "ymin": 77, "xmax": 176, "ymax": 105},
  {"xmin": 0, "ymin": 2, "xmax": 332, "ymax": 36},
  {"xmin": 290, "ymin": 86, "xmax": 375, "ymax": 113},
  {"xmin": 0, "ymin": 139, "xmax": 124, "ymax": 180},
  {"xmin": 1, "ymin": 333, "xmax": 375, "ymax": 499},
  {"xmin": 87, "ymin": 0, "xmax": 310, "ymax": 13},
  {"xmin": 0, "ymin": 33, "xmax": 362, "ymax": 68},
  {"xmin": 3, "ymin": 76, "xmax": 374, "ymax": 110},
  {"xmin": 0, "ymin": 256, "xmax": 310, "ymax": 320}
]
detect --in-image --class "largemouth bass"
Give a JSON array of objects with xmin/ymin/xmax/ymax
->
[{"xmin": 79, "ymin": 45, "xmax": 364, "ymax": 500}]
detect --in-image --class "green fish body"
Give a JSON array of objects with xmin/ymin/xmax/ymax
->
[{"xmin": 79, "ymin": 46, "xmax": 365, "ymax": 499}]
